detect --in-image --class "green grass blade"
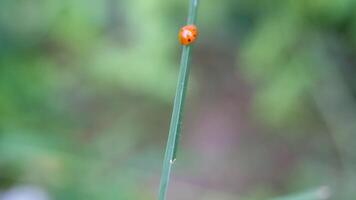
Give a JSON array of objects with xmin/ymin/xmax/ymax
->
[{"xmin": 158, "ymin": 0, "xmax": 199, "ymax": 200}]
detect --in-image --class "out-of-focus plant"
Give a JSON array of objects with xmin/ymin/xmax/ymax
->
[{"xmin": 1, "ymin": 0, "xmax": 356, "ymax": 199}]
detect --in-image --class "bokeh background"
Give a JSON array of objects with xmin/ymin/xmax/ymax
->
[{"xmin": 1, "ymin": 0, "xmax": 356, "ymax": 199}]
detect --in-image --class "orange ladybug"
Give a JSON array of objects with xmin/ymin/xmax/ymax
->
[{"xmin": 179, "ymin": 25, "xmax": 198, "ymax": 45}]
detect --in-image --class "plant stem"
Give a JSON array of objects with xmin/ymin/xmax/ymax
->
[{"xmin": 158, "ymin": 0, "xmax": 199, "ymax": 200}]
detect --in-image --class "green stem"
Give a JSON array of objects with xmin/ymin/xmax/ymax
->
[{"xmin": 158, "ymin": 0, "xmax": 199, "ymax": 200}]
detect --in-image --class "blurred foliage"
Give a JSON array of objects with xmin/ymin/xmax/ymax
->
[{"xmin": 1, "ymin": 0, "xmax": 356, "ymax": 199}]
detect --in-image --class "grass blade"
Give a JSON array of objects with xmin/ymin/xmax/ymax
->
[{"xmin": 158, "ymin": 0, "xmax": 199, "ymax": 200}]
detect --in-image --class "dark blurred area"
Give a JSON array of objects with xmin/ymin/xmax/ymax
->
[{"xmin": 1, "ymin": 0, "xmax": 356, "ymax": 199}]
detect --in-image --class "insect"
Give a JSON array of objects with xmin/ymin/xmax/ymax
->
[{"xmin": 178, "ymin": 25, "xmax": 198, "ymax": 45}]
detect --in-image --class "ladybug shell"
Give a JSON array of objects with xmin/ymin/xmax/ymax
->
[{"xmin": 179, "ymin": 25, "xmax": 198, "ymax": 45}]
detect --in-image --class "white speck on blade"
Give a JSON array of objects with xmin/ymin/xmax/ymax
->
[
  {"xmin": 317, "ymin": 186, "xmax": 331, "ymax": 200},
  {"xmin": 170, "ymin": 159, "xmax": 176, "ymax": 164}
]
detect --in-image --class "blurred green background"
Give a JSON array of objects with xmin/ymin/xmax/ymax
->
[{"xmin": 1, "ymin": 0, "xmax": 356, "ymax": 199}]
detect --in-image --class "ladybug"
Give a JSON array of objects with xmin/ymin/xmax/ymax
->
[{"xmin": 179, "ymin": 25, "xmax": 198, "ymax": 45}]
